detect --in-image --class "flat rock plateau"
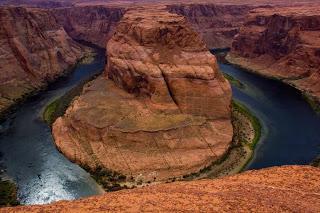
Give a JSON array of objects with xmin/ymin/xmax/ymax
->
[
  {"xmin": 2, "ymin": 166, "xmax": 320, "ymax": 212},
  {"xmin": 52, "ymin": 6, "xmax": 233, "ymax": 183}
]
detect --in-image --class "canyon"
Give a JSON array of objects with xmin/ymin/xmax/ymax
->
[
  {"xmin": 0, "ymin": 2, "xmax": 252, "ymax": 117},
  {"xmin": 52, "ymin": 6, "xmax": 233, "ymax": 184},
  {"xmin": 0, "ymin": 6, "xmax": 86, "ymax": 118},
  {"xmin": 2, "ymin": 165, "xmax": 320, "ymax": 212},
  {"xmin": 4, "ymin": 1, "xmax": 320, "ymax": 118},
  {"xmin": 0, "ymin": 0, "xmax": 319, "ymax": 211},
  {"xmin": 167, "ymin": 4, "xmax": 254, "ymax": 49},
  {"xmin": 0, "ymin": 5, "xmax": 124, "ymax": 118},
  {"xmin": 51, "ymin": 6, "xmax": 125, "ymax": 48},
  {"xmin": 228, "ymin": 6, "xmax": 320, "ymax": 104}
]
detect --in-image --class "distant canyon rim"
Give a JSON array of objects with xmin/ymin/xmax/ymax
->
[
  {"xmin": 1, "ymin": 0, "xmax": 320, "ymax": 118},
  {"xmin": 0, "ymin": 0, "xmax": 319, "ymax": 211}
]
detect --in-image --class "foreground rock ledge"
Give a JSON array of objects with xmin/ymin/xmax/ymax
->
[
  {"xmin": 52, "ymin": 6, "xmax": 232, "ymax": 183},
  {"xmin": 3, "ymin": 166, "xmax": 320, "ymax": 212}
]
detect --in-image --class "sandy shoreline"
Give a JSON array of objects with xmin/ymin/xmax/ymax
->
[{"xmin": 182, "ymin": 100, "xmax": 261, "ymax": 180}]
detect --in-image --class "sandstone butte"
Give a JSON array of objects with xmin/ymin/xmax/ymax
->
[
  {"xmin": 52, "ymin": 6, "xmax": 233, "ymax": 183},
  {"xmin": 228, "ymin": 6, "xmax": 320, "ymax": 103},
  {"xmin": 0, "ymin": 3, "xmax": 252, "ymax": 117},
  {"xmin": 0, "ymin": 6, "xmax": 85, "ymax": 117},
  {"xmin": 2, "ymin": 165, "xmax": 320, "ymax": 212},
  {"xmin": 5, "ymin": 1, "xmax": 320, "ymax": 117}
]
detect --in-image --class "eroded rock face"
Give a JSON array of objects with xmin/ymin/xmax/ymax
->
[
  {"xmin": 0, "ymin": 6, "xmax": 85, "ymax": 116},
  {"xmin": 52, "ymin": 6, "xmax": 125, "ymax": 48},
  {"xmin": 52, "ymin": 6, "xmax": 232, "ymax": 182},
  {"xmin": 3, "ymin": 166, "xmax": 320, "ymax": 212},
  {"xmin": 168, "ymin": 4, "xmax": 253, "ymax": 49},
  {"xmin": 106, "ymin": 6, "xmax": 232, "ymax": 119},
  {"xmin": 228, "ymin": 7, "xmax": 320, "ymax": 102}
]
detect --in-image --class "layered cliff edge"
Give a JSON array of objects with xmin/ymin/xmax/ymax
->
[
  {"xmin": 51, "ymin": 6, "xmax": 125, "ymax": 48},
  {"xmin": 0, "ymin": 5, "xmax": 126, "ymax": 118},
  {"xmin": 0, "ymin": 6, "xmax": 86, "ymax": 117},
  {"xmin": 2, "ymin": 166, "xmax": 320, "ymax": 212},
  {"xmin": 167, "ymin": 4, "xmax": 254, "ymax": 49},
  {"xmin": 52, "ymin": 6, "xmax": 233, "ymax": 184},
  {"xmin": 228, "ymin": 6, "xmax": 320, "ymax": 104},
  {"xmin": 0, "ymin": 3, "xmax": 279, "ymax": 118}
]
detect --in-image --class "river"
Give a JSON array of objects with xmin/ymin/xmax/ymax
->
[
  {"xmin": 0, "ymin": 51, "xmax": 105, "ymax": 205},
  {"xmin": 219, "ymin": 62, "xmax": 320, "ymax": 170},
  {"xmin": 0, "ymin": 50, "xmax": 319, "ymax": 205}
]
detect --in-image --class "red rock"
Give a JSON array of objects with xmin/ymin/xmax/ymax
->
[
  {"xmin": 167, "ymin": 4, "xmax": 253, "ymax": 49},
  {"xmin": 2, "ymin": 166, "xmax": 320, "ymax": 212},
  {"xmin": 52, "ymin": 6, "xmax": 125, "ymax": 48},
  {"xmin": 228, "ymin": 6, "xmax": 320, "ymax": 103},
  {"xmin": 0, "ymin": 6, "xmax": 85, "ymax": 116},
  {"xmin": 52, "ymin": 6, "xmax": 233, "ymax": 183}
]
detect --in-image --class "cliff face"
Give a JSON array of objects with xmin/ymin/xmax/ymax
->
[
  {"xmin": 228, "ymin": 7, "xmax": 320, "ymax": 102},
  {"xmin": 0, "ymin": 6, "xmax": 85, "ymax": 116},
  {"xmin": 52, "ymin": 6, "xmax": 232, "ymax": 183},
  {"xmin": 52, "ymin": 6, "xmax": 125, "ymax": 48},
  {"xmin": 0, "ymin": 0, "xmax": 73, "ymax": 8},
  {"xmin": 3, "ymin": 166, "xmax": 320, "ymax": 212},
  {"xmin": 167, "ymin": 4, "xmax": 253, "ymax": 49}
]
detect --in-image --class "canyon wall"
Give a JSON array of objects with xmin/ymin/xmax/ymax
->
[
  {"xmin": 51, "ymin": 3, "xmax": 252, "ymax": 49},
  {"xmin": 167, "ymin": 4, "xmax": 253, "ymax": 49},
  {"xmin": 228, "ymin": 7, "xmax": 320, "ymax": 103},
  {"xmin": 3, "ymin": 166, "xmax": 320, "ymax": 212},
  {"xmin": 0, "ymin": 0, "xmax": 74, "ymax": 8},
  {"xmin": 52, "ymin": 6, "xmax": 125, "ymax": 48},
  {"xmin": 0, "ymin": 6, "xmax": 86, "ymax": 117},
  {"xmin": 52, "ymin": 6, "xmax": 233, "ymax": 183}
]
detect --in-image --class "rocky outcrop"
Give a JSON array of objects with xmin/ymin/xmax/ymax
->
[
  {"xmin": 3, "ymin": 166, "xmax": 320, "ymax": 212},
  {"xmin": 0, "ymin": 6, "xmax": 86, "ymax": 117},
  {"xmin": 52, "ymin": 6, "xmax": 232, "ymax": 183},
  {"xmin": 168, "ymin": 4, "xmax": 253, "ymax": 49},
  {"xmin": 0, "ymin": 0, "xmax": 73, "ymax": 8},
  {"xmin": 228, "ymin": 6, "xmax": 320, "ymax": 103},
  {"xmin": 52, "ymin": 6, "xmax": 125, "ymax": 48}
]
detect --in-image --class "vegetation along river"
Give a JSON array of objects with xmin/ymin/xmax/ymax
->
[{"xmin": 0, "ymin": 49, "xmax": 319, "ymax": 205}]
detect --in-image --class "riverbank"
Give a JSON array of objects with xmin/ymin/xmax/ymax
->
[
  {"xmin": 0, "ymin": 49, "xmax": 104, "ymax": 206},
  {"xmin": 183, "ymin": 100, "xmax": 261, "ymax": 180},
  {"xmin": 44, "ymin": 79, "xmax": 261, "ymax": 191},
  {"xmin": 43, "ymin": 73, "xmax": 100, "ymax": 125},
  {"xmin": 0, "ymin": 177, "xmax": 19, "ymax": 207},
  {"xmin": 225, "ymin": 54, "xmax": 320, "ymax": 114},
  {"xmin": 0, "ymin": 50, "xmax": 97, "ymax": 124}
]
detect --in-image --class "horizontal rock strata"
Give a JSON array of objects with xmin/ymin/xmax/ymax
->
[
  {"xmin": 0, "ymin": 6, "xmax": 86, "ymax": 116},
  {"xmin": 167, "ymin": 4, "xmax": 253, "ymax": 49},
  {"xmin": 52, "ymin": 6, "xmax": 125, "ymax": 48},
  {"xmin": 228, "ymin": 6, "xmax": 320, "ymax": 103},
  {"xmin": 52, "ymin": 6, "xmax": 233, "ymax": 182}
]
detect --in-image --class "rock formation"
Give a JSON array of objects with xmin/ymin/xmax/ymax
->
[
  {"xmin": 52, "ymin": 6, "xmax": 125, "ymax": 48},
  {"xmin": 52, "ymin": 6, "xmax": 232, "ymax": 183},
  {"xmin": 0, "ymin": 0, "xmax": 74, "ymax": 8},
  {"xmin": 228, "ymin": 6, "xmax": 320, "ymax": 103},
  {"xmin": 2, "ymin": 166, "xmax": 320, "ymax": 212},
  {"xmin": 0, "ymin": 6, "xmax": 86, "ymax": 117},
  {"xmin": 167, "ymin": 4, "xmax": 253, "ymax": 49}
]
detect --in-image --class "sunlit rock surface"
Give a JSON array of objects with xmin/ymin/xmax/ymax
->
[
  {"xmin": 52, "ymin": 6, "xmax": 232, "ymax": 183},
  {"xmin": 3, "ymin": 166, "xmax": 320, "ymax": 212}
]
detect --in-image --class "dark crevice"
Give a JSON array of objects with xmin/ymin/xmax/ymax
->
[{"xmin": 158, "ymin": 66, "xmax": 181, "ymax": 112}]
